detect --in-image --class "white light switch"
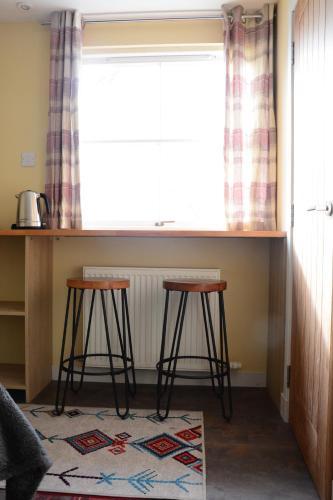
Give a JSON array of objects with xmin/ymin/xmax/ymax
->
[{"xmin": 21, "ymin": 152, "xmax": 36, "ymax": 167}]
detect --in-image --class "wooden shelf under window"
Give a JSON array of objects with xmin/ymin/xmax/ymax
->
[
  {"xmin": 0, "ymin": 363, "xmax": 26, "ymax": 390},
  {"xmin": 0, "ymin": 301, "xmax": 25, "ymax": 316},
  {"xmin": 0, "ymin": 229, "xmax": 287, "ymax": 238}
]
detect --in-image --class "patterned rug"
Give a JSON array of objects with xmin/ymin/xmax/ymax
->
[
  {"xmin": 17, "ymin": 406, "xmax": 205, "ymax": 500},
  {"xmin": 35, "ymin": 495, "xmax": 140, "ymax": 499},
  {"xmin": 35, "ymin": 494, "xmax": 140, "ymax": 499}
]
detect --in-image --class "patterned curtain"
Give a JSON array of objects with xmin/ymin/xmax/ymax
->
[
  {"xmin": 46, "ymin": 11, "xmax": 82, "ymax": 229},
  {"xmin": 222, "ymin": 4, "xmax": 276, "ymax": 230}
]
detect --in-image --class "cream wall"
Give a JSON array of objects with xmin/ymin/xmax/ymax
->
[{"xmin": 0, "ymin": 21, "xmax": 270, "ymax": 381}]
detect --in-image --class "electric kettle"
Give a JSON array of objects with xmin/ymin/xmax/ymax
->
[{"xmin": 14, "ymin": 190, "xmax": 50, "ymax": 229}]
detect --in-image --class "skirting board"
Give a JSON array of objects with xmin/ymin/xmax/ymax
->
[{"xmin": 52, "ymin": 366, "xmax": 266, "ymax": 387}]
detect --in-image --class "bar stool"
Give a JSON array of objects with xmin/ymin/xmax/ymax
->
[
  {"xmin": 54, "ymin": 277, "xmax": 136, "ymax": 419},
  {"xmin": 156, "ymin": 279, "xmax": 232, "ymax": 421}
]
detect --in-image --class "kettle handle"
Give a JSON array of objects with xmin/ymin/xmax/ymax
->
[{"xmin": 39, "ymin": 193, "xmax": 50, "ymax": 214}]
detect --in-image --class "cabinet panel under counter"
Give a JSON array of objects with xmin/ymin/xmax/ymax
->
[{"xmin": 0, "ymin": 235, "xmax": 52, "ymax": 400}]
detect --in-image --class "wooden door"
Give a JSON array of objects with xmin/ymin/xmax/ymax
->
[{"xmin": 291, "ymin": 0, "xmax": 333, "ymax": 498}]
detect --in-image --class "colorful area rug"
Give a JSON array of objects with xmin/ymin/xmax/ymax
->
[
  {"xmin": 15, "ymin": 406, "xmax": 205, "ymax": 500},
  {"xmin": 35, "ymin": 494, "xmax": 140, "ymax": 499},
  {"xmin": 35, "ymin": 495, "xmax": 139, "ymax": 499}
]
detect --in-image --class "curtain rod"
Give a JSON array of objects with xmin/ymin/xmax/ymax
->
[{"xmin": 41, "ymin": 11, "xmax": 263, "ymax": 26}]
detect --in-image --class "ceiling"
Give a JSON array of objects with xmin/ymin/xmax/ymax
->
[{"xmin": 0, "ymin": 0, "xmax": 275, "ymax": 23}]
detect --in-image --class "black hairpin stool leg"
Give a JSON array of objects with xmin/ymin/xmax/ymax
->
[
  {"xmin": 54, "ymin": 288, "xmax": 84, "ymax": 415},
  {"xmin": 110, "ymin": 289, "xmax": 136, "ymax": 398},
  {"xmin": 201, "ymin": 292, "xmax": 218, "ymax": 394},
  {"xmin": 123, "ymin": 289, "xmax": 137, "ymax": 396},
  {"xmin": 71, "ymin": 289, "xmax": 96, "ymax": 394},
  {"xmin": 161, "ymin": 292, "xmax": 186, "ymax": 397},
  {"xmin": 156, "ymin": 291, "xmax": 188, "ymax": 421},
  {"xmin": 101, "ymin": 290, "xmax": 129, "ymax": 419},
  {"xmin": 219, "ymin": 291, "xmax": 232, "ymax": 420}
]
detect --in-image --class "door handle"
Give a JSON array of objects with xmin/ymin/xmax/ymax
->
[{"xmin": 307, "ymin": 202, "xmax": 333, "ymax": 216}]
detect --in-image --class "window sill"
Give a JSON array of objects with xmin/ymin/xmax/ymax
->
[{"xmin": 0, "ymin": 228, "xmax": 287, "ymax": 238}]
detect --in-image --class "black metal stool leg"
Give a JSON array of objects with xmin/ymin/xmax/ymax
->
[
  {"xmin": 219, "ymin": 291, "xmax": 232, "ymax": 419},
  {"xmin": 109, "ymin": 289, "xmax": 134, "ymax": 397},
  {"xmin": 161, "ymin": 291, "xmax": 185, "ymax": 396},
  {"xmin": 101, "ymin": 290, "xmax": 129, "ymax": 419},
  {"xmin": 156, "ymin": 290, "xmax": 170, "ymax": 417},
  {"xmin": 201, "ymin": 292, "xmax": 218, "ymax": 394},
  {"xmin": 124, "ymin": 290, "xmax": 136, "ymax": 397},
  {"xmin": 54, "ymin": 287, "xmax": 71, "ymax": 415},
  {"xmin": 204, "ymin": 292, "xmax": 227, "ymax": 418},
  {"xmin": 55, "ymin": 288, "xmax": 84, "ymax": 415},
  {"xmin": 119, "ymin": 290, "xmax": 130, "ymax": 403},
  {"xmin": 71, "ymin": 289, "xmax": 96, "ymax": 394},
  {"xmin": 70, "ymin": 289, "xmax": 85, "ymax": 392},
  {"xmin": 123, "ymin": 289, "xmax": 136, "ymax": 396},
  {"xmin": 119, "ymin": 289, "xmax": 136, "ymax": 398},
  {"xmin": 68, "ymin": 287, "xmax": 77, "ymax": 391},
  {"xmin": 157, "ymin": 291, "xmax": 188, "ymax": 421}
]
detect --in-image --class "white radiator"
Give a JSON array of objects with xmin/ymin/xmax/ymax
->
[{"xmin": 83, "ymin": 267, "xmax": 221, "ymax": 371}]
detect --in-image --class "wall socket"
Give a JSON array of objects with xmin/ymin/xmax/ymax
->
[{"xmin": 230, "ymin": 361, "xmax": 242, "ymax": 370}]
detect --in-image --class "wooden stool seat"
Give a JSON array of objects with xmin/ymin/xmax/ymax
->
[
  {"xmin": 67, "ymin": 277, "xmax": 130, "ymax": 290},
  {"xmin": 163, "ymin": 279, "xmax": 227, "ymax": 293}
]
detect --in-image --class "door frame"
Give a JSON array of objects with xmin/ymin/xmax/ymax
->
[{"xmin": 277, "ymin": 0, "xmax": 297, "ymax": 423}]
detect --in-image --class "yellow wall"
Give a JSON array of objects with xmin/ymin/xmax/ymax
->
[
  {"xmin": 52, "ymin": 237, "xmax": 269, "ymax": 374},
  {"xmin": 0, "ymin": 23, "xmax": 49, "ymax": 226},
  {"xmin": 0, "ymin": 23, "xmax": 49, "ymax": 365},
  {"xmin": 0, "ymin": 21, "xmax": 270, "ymax": 379},
  {"xmin": 83, "ymin": 19, "xmax": 223, "ymax": 48}
]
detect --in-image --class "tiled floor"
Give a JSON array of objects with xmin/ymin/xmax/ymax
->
[{"xmin": 2, "ymin": 384, "xmax": 319, "ymax": 500}]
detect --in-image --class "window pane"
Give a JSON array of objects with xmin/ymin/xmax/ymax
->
[
  {"xmin": 80, "ymin": 51, "xmax": 225, "ymax": 229},
  {"xmin": 158, "ymin": 142, "xmax": 225, "ymax": 227},
  {"xmin": 161, "ymin": 60, "xmax": 225, "ymax": 141},
  {"xmin": 80, "ymin": 62, "xmax": 161, "ymax": 141},
  {"xmin": 80, "ymin": 142, "xmax": 161, "ymax": 227}
]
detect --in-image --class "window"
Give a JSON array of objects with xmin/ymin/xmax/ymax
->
[{"xmin": 79, "ymin": 48, "xmax": 225, "ymax": 229}]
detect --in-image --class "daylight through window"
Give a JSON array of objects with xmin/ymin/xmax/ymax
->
[{"xmin": 79, "ymin": 49, "xmax": 225, "ymax": 229}]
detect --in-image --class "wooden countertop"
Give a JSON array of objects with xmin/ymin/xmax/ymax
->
[{"xmin": 0, "ymin": 229, "xmax": 287, "ymax": 238}]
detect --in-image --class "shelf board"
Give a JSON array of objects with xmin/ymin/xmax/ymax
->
[
  {"xmin": 0, "ymin": 301, "xmax": 25, "ymax": 316},
  {"xmin": 0, "ymin": 228, "xmax": 287, "ymax": 238},
  {"xmin": 0, "ymin": 363, "xmax": 26, "ymax": 390}
]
